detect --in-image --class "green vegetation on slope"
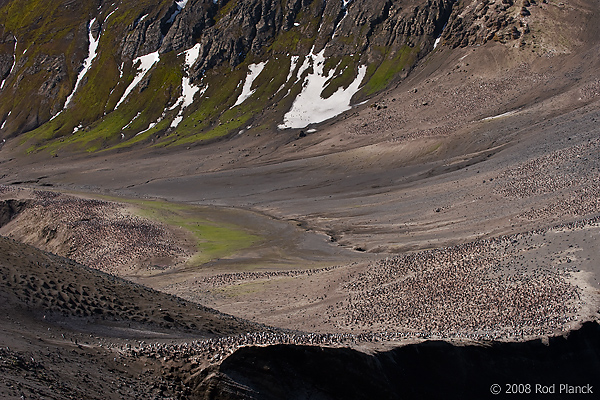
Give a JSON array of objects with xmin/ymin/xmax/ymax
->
[
  {"xmin": 130, "ymin": 200, "xmax": 262, "ymax": 266},
  {"xmin": 23, "ymin": 50, "xmax": 183, "ymax": 154},
  {"xmin": 2, "ymin": 0, "xmax": 431, "ymax": 154},
  {"xmin": 363, "ymin": 45, "xmax": 419, "ymax": 96}
]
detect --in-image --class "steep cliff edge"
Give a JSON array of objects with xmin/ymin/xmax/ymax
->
[{"xmin": 191, "ymin": 321, "xmax": 600, "ymax": 400}]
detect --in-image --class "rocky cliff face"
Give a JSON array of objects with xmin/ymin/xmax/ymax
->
[
  {"xmin": 442, "ymin": 0, "xmax": 533, "ymax": 47},
  {"xmin": 0, "ymin": 0, "xmax": 543, "ymax": 153}
]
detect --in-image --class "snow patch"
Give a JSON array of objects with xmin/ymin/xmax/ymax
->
[
  {"xmin": 136, "ymin": 121, "xmax": 159, "ymax": 136},
  {"xmin": 0, "ymin": 37, "xmax": 17, "ymax": 90},
  {"xmin": 286, "ymin": 56, "xmax": 299, "ymax": 84},
  {"xmin": 481, "ymin": 110, "xmax": 519, "ymax": 121},
  {"xmin": 170, "ymin": 116, "xmax": 184, "ymax": 128},
  {"xmin": 169, "ymin": 44, "xmax": 207, "ymax": 129},
  {"xmin": 181, "ymin": 79, "xmax": 205, "ymax": 109},
  {"xmin": 115, "ymin": 51, "xmax": 160, "ymax": 109},
  {"xmin": 183, "ymin": 43, "xmax": 201, "ymax": 69},
  {"xmin": 170, "ymin": 81, "xmax": 206, "ymax": 128},
  {"xmin": 278, "ymin": 48, "xmax": 366, "ymax": 129},
  {"xmin": 123, "ymin": 112, "xmax": 141, "ymax": 130},
  {"xmin": 294, "ymin": 55, "xmax": 311, "ymax": 84},
  {"xmin": 233, "ymin": 62, "xmax": 266, "ymax": 107},
  {"xmin": 51, "ymin": 19, "xmax": 100, "ymax": 120}
]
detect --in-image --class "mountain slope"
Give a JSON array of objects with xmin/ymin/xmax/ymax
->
[
  {"xmin": 0, "ymin": 0, "xmax": 455, "ymax": 154},
  {"xmin": 1, "ymin": 1, "xmax": 597, "ymax": 157}
]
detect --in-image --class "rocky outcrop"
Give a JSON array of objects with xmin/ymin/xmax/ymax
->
[
  {"xmin": 191, "ymin": 321, "xmax": 600, "ymax": 400},
  {"xmin": 0, "ymin": 31, "xmax": 16, "ymax": 81},
  {"xmin": 159, "ymin": 0, "xmax": 217, "ymax": 55},
  {"xmin": 162, "ymin": 0, "xmax": 455, "ymax": 77},
  {"xmin": 0, "ymin": 199, "xmax": 27, "ymax": 227},
  {"xmin": 30, "ymin": 54, "xmax": 67, "ymax": 100},
  {"xmin": 442, "ymin": 0, "xmax": 532, "ymax": 47}
]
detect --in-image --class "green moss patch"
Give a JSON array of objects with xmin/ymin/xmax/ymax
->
[
  {"xmin": 363, "ymin": 45, "xmax": 419, "ymax": 96},
  {"xmin": 126, "ymin": 199, "xmax": 262, "ymax": 266}
]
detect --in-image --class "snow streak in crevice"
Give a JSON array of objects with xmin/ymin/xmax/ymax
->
[
  {"xmin": 51, "ymin": 19, "xmax": 100, "ymax": 120},
  {"xmin": 105, "ymin": 7, "xmax": 119, "ymax": 22},
  {"xmin": 1, "ymin": 111, "xmax": 11, "ymax": 130},
  {"xmin": 114, "ymin": 51, "xmax": 160, "ymax": 110},
  {"xmin": 0, "ymin": 37, "xmax": 17, "ymax": 91},
  {"xmin": 167, "ymin": 1, "xmax": 189, "ymax": 24},
  {"xmin": 170, "ymin": 43, "xmax": 205, "ymax": 129},
  {"xmin": 433, "ymin": 22, "xmax": 447, "ymax": 49},
  {"xmin": 275, "ymin": 55, "xmax": 299, "ymax": 95},
  {"xmin": 332, "ymin": 0, "xmax": 353, "ymax": 38},
  {"xmin": 233, "ymin": 62, "xmax": 266, "ymax": 107}
]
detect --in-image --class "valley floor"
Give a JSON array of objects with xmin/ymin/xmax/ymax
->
[{"xmin": 1, "ymin": 38, "xmax": 600, "ymax": 398}]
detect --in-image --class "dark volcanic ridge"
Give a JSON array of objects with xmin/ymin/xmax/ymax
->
[{"xmin": 192, "ymin": 321, "xmax": 600, "ymax": 400}]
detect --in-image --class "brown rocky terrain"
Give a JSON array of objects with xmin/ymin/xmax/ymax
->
[{"xmin": 1, "ymin": 0, "xmax": 600, "ymax": 399}]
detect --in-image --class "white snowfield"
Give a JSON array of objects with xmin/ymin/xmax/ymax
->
[
  {"xmin": 51, "ymin": 19, "xmax": 100, "ymax": 120},
  {"xmin": 233, "ymin": 62, "xmax": 267, "ymax": 107},
  {"xmin": 115, "ymin": 51, "xmax": 160, "ymax": 109},
  {"xmin": 184, "ymin": 43, "xmax": 201, "ymax": 68},
  {"xmin": 279, "ymin": 49, "xmax": 366, "ymax": 129}
]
